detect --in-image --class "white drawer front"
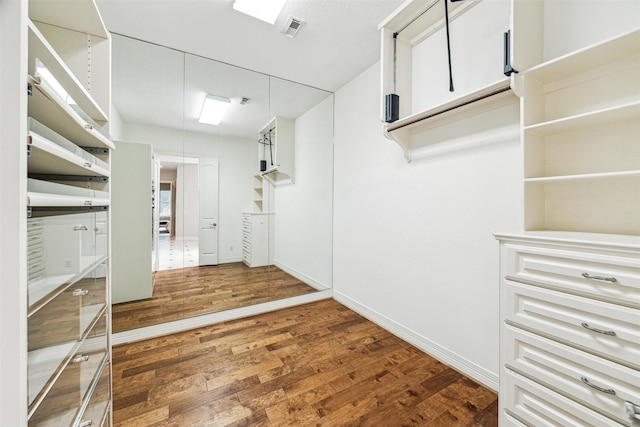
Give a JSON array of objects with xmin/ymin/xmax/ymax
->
[
  {"xmin": 505, "ymin": 244, "xmax": 640, "ymax": 308},
  {"xmin": 504, "ymin": 368, "xmax": 624, "ymax": 426},
  {"xmin": 504, "ymin": 325, "xmax": 640, "ymax": 425},
  {"xmin": 505, "ymin": 280, "xmax": 640, "ymax": 369}
]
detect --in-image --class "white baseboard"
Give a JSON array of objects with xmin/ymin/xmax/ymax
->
[
  {"xmin": 274, "ymin": 260, "xmax": 329, "ymax": 291},
  {"xmin": 333, "ymin": 290, "xmax": 499, "ymax": 392},
  {"xmin": 112, "ymin": 289, "xmax": 333, "ymax": 346},
  {"xmin": 218, "ymin": 256, "xmax": 243, "ymax": 264}
]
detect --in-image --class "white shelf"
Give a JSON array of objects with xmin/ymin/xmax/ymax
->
[
  {"xmin": 524, "ymin": 102, "xmax": 640, "ymax": 135},
  {"xmin": 28, "ymin": 21, "xmax": 108, "ymax": 123},
  {"xmin": 28, "ymin": 76, "xmax": 114, "ymax": 150},
  {"xmin": 525, "ymin": 170, "xmax": 640, "ymax": 184},
  {"xmin": 29, "ymin": 0, "xmax": 108, "ymax": 39},
  {"xmin": 28, "ymin": 131, "xmax": 110, "ymax": 177},
  {"xmin": 27, "ymin": 193, "xmax": 110, "ymax": 208},
  {"xmin": 524, "ymin": 29, "xmax": 640, "ymax": 84}
]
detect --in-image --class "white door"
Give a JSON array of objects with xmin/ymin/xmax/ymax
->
[{"xmin": 198, "ymin": 158, "xmax": 218, "ymax": 265}]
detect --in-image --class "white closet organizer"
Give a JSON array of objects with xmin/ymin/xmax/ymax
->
[
  {"xmin": 25, "ymin": 0, "xmax": 113, "ymax": 426},
  {"xmin": 378, "ymin": 0, "xmax": 514, "ymax": 161},
  {"xmin": 259, "ymin": 116, "xmax": 294, "ymax": 185},
  {"xmin": 497, "ymin": 29, "xmax": 640, "ymax": 427}
]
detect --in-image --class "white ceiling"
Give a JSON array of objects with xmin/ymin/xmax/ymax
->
[
  {"xmin": 97, "ymin": 0, "xmax": 404, "ymax": 92},
  {"xmin": 98, "ymin": 0, "xmax": 404, "ymax": 139}
]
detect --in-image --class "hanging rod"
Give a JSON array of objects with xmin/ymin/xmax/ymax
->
[{"xmin": 385, "ymin": 81, "xmax": 512, "ymax": 133}]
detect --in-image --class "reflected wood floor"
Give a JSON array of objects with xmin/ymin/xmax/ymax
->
[
  {"xmin": 112, "ymin": 263, "xmax": 317, "ymax": 332},
  {"xmin": 113, "ymin": 299, "xmax": 498, "ymax": 426}
]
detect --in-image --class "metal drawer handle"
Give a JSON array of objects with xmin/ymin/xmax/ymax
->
[
  {"xmin": 78, "ymin": 419, "xmax": 93, "ymax": 426},
  {"xmin": 73, "ymin": 289, "xmax": 89, "ymax": 297},
  {"xmin": 72, "ymin": 354, "xmax": 89, "ymax": 363},
  {"xmin": 581, "ymin": 376, "xmax": 616, "ymax": 395},
  {"xmin": 582, "ymin": 272, "xmax": 617, "ymax": 283},
  {"xmin": 581, "ymin": 322, "xmax": 617, "ymax": 336},
  {"xmin": 73, "ymin": 225, "xmax": 88, "ymax": 231}
]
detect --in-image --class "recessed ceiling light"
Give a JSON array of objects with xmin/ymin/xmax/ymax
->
[
  {"xmin": 199, "ymin": 95, "xmax": 231, "ymax": 126},
  {"xmin": 233, "ymin": 0, "xmax": 287, "ymax": 25}
]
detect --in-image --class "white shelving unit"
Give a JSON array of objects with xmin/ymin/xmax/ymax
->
[
  {"xmin": 497, "ymin": 29, "xmax": 640, "ymax": 426},
  {"xmin": 252, "ymin": 174, "xmax": 266, "ymax": 213},
  {"xmin": 259, "ymin": 116, "xmax": 295, "ymax": 185},
  {"xmin": 22, "ymin": 0, "xmax": 114, "ymax": 425},
  {"xmin": 521, "ymin": 30, "xmax": 640, "ymax": 235}
]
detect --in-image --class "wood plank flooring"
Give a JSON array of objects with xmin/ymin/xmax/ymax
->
[
  {"xmin": 112, "ymin": 263, "xmax": 317, "ymax": 332},
  {"xmin": 112, "ymin": 299, "xmax": 498, "ymax": 426}
]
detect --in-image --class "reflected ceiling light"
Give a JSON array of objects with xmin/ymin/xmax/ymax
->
[
  {"xmin": 233, "ymin": 0, "xmax": 287, "ymax": 25},
  {"xmin": 199, "ymin": 95, "xmax": 230, "ymax": 126}
]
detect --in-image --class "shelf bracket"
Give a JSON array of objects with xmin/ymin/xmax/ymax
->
[{"xmin": 383, "ymin": 125, "xmax": 412, "ymax": 162}]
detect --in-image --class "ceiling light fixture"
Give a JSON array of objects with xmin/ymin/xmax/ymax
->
[
  {"xmin": 199, "ymin": 95, "xmax": 231, "ymax": 126},
  {"xmin": 233, "ymin": 0, "xmax": 287, "ymax": 25}
]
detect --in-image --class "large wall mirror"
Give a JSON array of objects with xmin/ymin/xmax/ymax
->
[{"xmin": 109, "ymin": 34, "xmax": 333, "ymax": 333}]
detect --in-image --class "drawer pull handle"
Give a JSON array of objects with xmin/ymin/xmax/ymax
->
[
  {"xmin": 582, "ymin": 272, "xmax": 617, "ymax": 283},
  {"xmin": 73, "ymin": 225, "xmax": 88, "ymax": 231},
  {"xmin": 78, "ymin": 419, "xmax": 93, "ymax": 426},
  {"xmin": 581, "ymin": 376, "xmax": 616, "ymax": 395},
  {"xmin": 73, "ymin": 289, "xmax": 89, "ymax": 297},
  {"xmin": 581, "ymin": 322, "xmax": 616, "ymax": 336},
  {"xmin": 72, "ymin": 354, "xmax": 89, "ymax": 363}
]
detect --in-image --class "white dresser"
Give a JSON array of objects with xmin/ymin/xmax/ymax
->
[
  {"xmin": 242, "ymin": 213, "xmax": 272, "ymax": 267},
  {"xmin": 496, "ymin": 232, "xmax": 640, "ymax": 426}
]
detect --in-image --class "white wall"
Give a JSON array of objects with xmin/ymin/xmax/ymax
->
[
  {"xmin": 333, "ymin": 62, "xmax": 522, "ymax": 389},
  {"xmin": 120, "ymin": 122, "xmax": 255, "ymax": 263},
  {"xmin": 332, "ymin": 0, "xmax": 640, "ymax": 392},
  {"xmin": 274, "ymin": 96, "xmax": 334, "ymax": 289}
]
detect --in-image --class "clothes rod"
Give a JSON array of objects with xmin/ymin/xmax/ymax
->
[{"xmin": 385, "ymin": 84, "xmax": 511, "ymax": 132}]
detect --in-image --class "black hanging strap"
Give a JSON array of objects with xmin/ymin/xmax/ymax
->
[{"xmin": 444, "ymin": 0, "xmax": 454, "ymax": 92}]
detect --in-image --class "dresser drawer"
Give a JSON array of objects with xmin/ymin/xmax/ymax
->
[
  {"xmin": 503, "ymin": 369, "xmax": 623, "ymax": 426},
  {"xmin": 28, "ymin": 269, "xmax": 107, "ymax": 352},
  {"xmin": 504, "ymin": 280, "xmax": 640, "ymax": 369},
  {"xmin": 504, "ymin": 244, "xmax": 640, "ymax": 308},
  {"xmin": 28, "ymin": 231, "xmax": 44, "ymax": 248},
  {"xmin": 76, "ymin": 358, "xmax": 110, "ymax": 427},
  {"xmin": 29, "ymin": 311, "xmax": 108, "ymax": 426},
  {"xmin": 504, "ymin": 325, "xmax": 640, "ymax": 425}
]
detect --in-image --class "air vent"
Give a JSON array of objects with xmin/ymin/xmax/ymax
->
[{"xmin": 283, "ymin": 16, "xmax": 304, "ymax": 38}]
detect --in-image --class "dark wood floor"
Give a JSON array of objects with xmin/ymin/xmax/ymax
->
[
  {"xmin": 112, "ymin": 299, "xmax": 498, "ymax": 426},
  {"xmin": 112, "ymin": 263, "xmax": 317, "ymax": 332}
]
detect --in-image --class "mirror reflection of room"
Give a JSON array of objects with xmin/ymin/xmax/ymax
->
[{"xmin": 109, "ymin": 35, "xmax": 334, "ymax": 333}]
